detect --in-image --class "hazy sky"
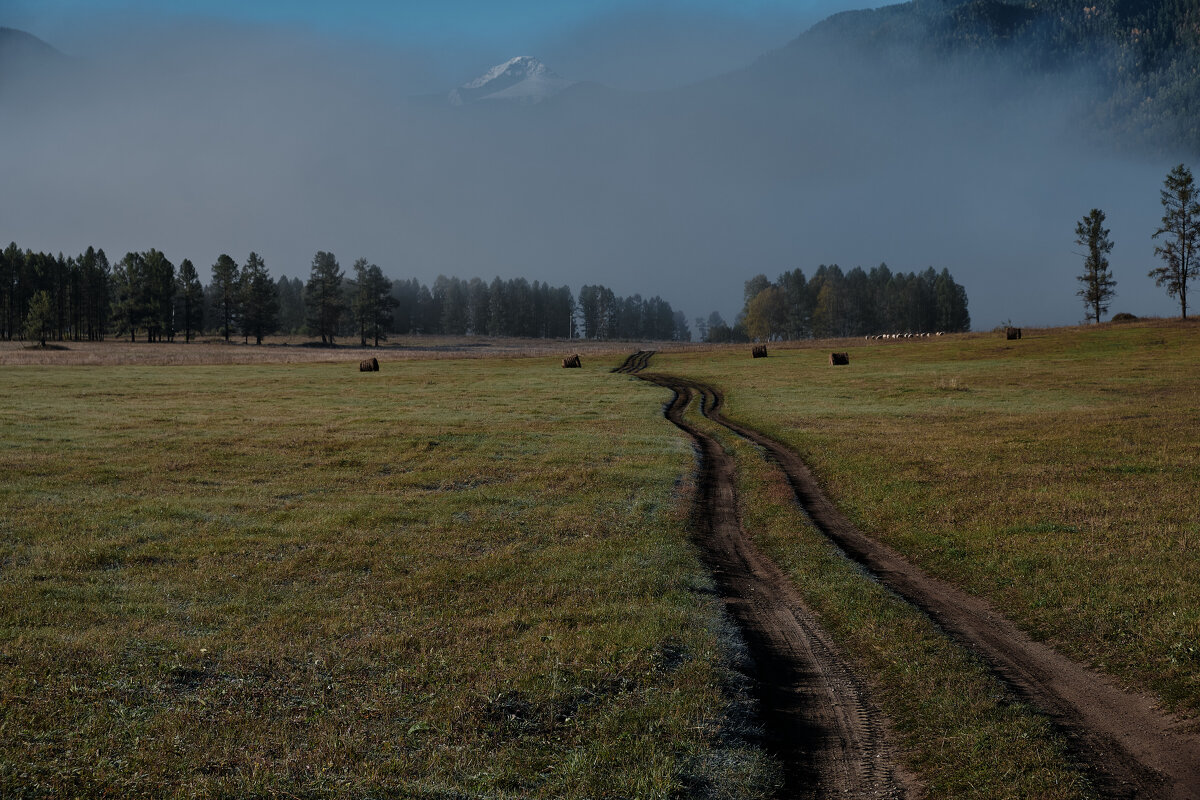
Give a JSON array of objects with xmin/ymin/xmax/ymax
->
[
  {"xmin": 8, "ymin": 0, "xmax": 860, "ymax": 88},
  {"xmin": 2, "ymin": 1, "xmax": 1190, "ymax": 329}
]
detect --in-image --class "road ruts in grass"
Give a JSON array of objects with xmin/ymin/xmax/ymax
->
[
  {"xmin": 653, "ymin": 369, "xmax": 1200, "ymax": 800},
  {"xmin": 619, "ymin": 351, "xmax": 911, "ymax": 798},
  {"xmin": 612, "ymin": 350, "xmax": 655, "ymax": 374}
]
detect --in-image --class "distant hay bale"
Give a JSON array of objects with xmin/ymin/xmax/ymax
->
[
  {"xmin": 359, "ymin": 357, "xmax": 379, "ymax": 372},
  {"xmin": 562, "ymin": 354, "xmax": 581, "ymax": 368},
  {"xmin": 752, "ymin": 345, "xmax": 768, "ymax": 358},
  {"xmin": 829, "ymin": 352, "xmax": 849, "ymax": 365},
  {"xmin": 1005, "ymin": 327, "xmax": 1022, "ymax": 340},
  {"xmin": 1111, "ymin": 312, "xmax": 1138, "ymax": 323}
]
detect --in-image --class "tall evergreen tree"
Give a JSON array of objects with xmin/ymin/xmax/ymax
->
[
  {"xmin": 305, "ymin": 251, "xmax": 344, "ymax": 344},
  {"xmin": 1074, "ymin": 208, "xmax": 1117, "ymax": 323},
  {"xmin": 211, "ymin": 254, "xmax": 240, "ymax": 340},
  {"xmin": 276, "ymin": 275, "xmax": 306, "ymax": 334},
  {"xmin": 87, "ymin": 248, "xmax": 110, "ymax": 341},
  {"xmin": 175, "ymin": 258, "xmax": 204, "ymax": 342},
  {"xmin": 112, "ymin": 252, "xmax": 148, "ymax": 341},
  {"xmin": 466, "ymin": 277, "xmax": 491, "ymax": 335},
  {"xmin": 240, "ymin": 252, "xmax": 279, "ymax": 345},
  {"xmin": 143, "ymin": 249, "xmax": 175, "ymax": 342},
  {"xmin": 352, "ymin": 258, "xmax": 397, "ymax": 346},
  {"xmin": 1150, "ymin": 163, "xmax": 1199, "ymax": 319}
]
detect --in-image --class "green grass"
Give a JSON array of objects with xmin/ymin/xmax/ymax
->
[
  {"xmin": 680, "ymin": 393, "xmax": 1091, "ymax": 799},
  {"xmin": 655, "ymin": 320, "xmax": 1200, "ymax": 720},
  {"xmin": 0, "ymin": 358, "xmax": 778, "ymax": 798}
]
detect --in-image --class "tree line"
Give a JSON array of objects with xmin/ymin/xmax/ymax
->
[
  {"xmin": 701, "ymin": 263, "xmax": 971, "ymax": 343},
  {"xmin": 5, "ymin": 246, "xmax": 693, "ymax": 346}
]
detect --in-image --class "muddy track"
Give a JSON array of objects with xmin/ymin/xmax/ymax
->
[
  {"xmin": 627, "ymin": 358, "xmax": 1200, "ymax": 800},
  {"xmin": 612, "ymin": 350, "xmax": 655, "ymax": 374},
  {"xmin": 621, "ymin": 352, "xmax": 909, "ymax": 798}
]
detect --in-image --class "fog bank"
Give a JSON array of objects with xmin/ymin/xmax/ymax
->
[{"xmin": 0, "ymin": 13, "xmax": 1187, "ymax": 330}]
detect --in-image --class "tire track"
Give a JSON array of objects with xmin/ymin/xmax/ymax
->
[
  {"xmin": 635, "ymin": 363, "xmax": 1200, "ymax": 800},
  {"xmin": 621, "ymin": 352, "xmax": 910, "ymax": 798}
]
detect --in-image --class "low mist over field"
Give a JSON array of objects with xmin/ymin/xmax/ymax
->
[{"xmin": 2, "ymin": 1, "xmax": 1195, "ymax": 329}]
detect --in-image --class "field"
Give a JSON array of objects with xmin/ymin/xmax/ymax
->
[
  {"xmin": 2, "ymin": 319, "xmax": 1198, "ymax": 798},
  {"xmin": 656, "ymin": 319, "xmax": 1200, "ymax": 720},
  {"xmin": 0, "ymin": 352, "xmax": 774, "ymax": 798}
]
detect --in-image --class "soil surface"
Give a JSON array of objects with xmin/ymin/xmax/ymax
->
[
  {"xmin": 617, "ymin": 352, "xmax": 911, "ymax": 798},
  {"xmin": 623, "ymin": 352, "xmax": 1200, "ymax": 800}
]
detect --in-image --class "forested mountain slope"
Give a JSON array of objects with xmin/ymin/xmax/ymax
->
[{"xmin": 778, "ymin": 0, "xmax": 1198, "ymax": 156}]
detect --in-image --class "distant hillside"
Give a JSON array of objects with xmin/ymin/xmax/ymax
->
[
  {"xmin": 0, "ymin": 27, "xmax": 64, "ymax": 66},
  {"xmin": 781, "ymin": 0, "xmax": 1199, "ymax": 157},
  {"xmin": 0, "ymin": 27, "xmax": 68, "ymax": 95}
]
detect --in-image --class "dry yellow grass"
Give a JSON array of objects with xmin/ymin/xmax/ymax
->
[{"xmin": 0, "ymin": 336, "xmax": 706, "ymax": 367}]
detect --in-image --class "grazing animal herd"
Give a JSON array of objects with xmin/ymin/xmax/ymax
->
[{"xmin": 866, "ymin": 332, "xmax": 945, "ymax": 340}]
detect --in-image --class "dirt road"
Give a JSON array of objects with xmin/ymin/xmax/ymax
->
[
  {"xmin": 617, "ymin": 353, "xmax": 910, "ymax": 798},
  {"xmin": 619, "ymin": 351, "xmax": 1200, "ymax": 800}
]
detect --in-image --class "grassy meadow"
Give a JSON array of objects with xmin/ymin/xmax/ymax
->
[
  {"xmin": 3, "ymin": 319, "xmax": 1196, "ymax": 799},
  {"xmin": 0, "ymin": 355, "xmax": 776, "ymax": 798},
  {"xmin": 656, "ymin": 319, "xmax": 1200, "ymax": 723}
]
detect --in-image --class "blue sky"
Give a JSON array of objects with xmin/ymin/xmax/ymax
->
[
  {"xmin": 8, "ymin": 0, "xmax": 845, "ymax": 45},
  {"xmin": 7, "ymin": 0, "xmax": 861, "ymax": 87}
]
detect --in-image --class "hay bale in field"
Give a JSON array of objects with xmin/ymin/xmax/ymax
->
[
  {"xmin": 1005, "ymin": 327, "xmax": 1022, "ymax": 340},
  {"xmin": 829, "ymin": 352, "xmax": 849, "ymax": 365},
  {"xmin": 562, "ymin": 354, "xmax": 582, "ymax": 368},
  {"xmin": 360, "ymin": 357, "xmax": 379, "ymax": 372},
  {"xmin": 752, "ymin": 345, "xmax": 768, "ymax": 358}
]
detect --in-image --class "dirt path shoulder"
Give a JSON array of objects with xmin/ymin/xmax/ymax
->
[{"xmin": 650, "ymin": 369, "xmax": 1200, "ymax": 800}]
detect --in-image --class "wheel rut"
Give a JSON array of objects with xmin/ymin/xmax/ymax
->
[
  {"xmin": 617, "ymin": 352, "xmax": 1200, "ymax": 800},
  {"xmin": 618, "ymin": 352, "xmax": 910, "ymax": 798}
]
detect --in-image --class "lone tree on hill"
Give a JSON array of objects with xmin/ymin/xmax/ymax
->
[
  {"xmin": 1150, "ymin": 163, "xmax": 1199, "ymax": 319},
  {"xmin": 305, "ymin": 251, "xmax": 344, "ymax": 344},
  {"xmin": 1075, "ymin": 208, "xmax": 1117, "ymax": 323}
]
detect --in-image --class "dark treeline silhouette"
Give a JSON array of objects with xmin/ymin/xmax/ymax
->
[
  {"xmin": 0, "ymin": 243, "xmax": 692, "ymax": 344},
  {"xmin": 578, "ymin": 284, "xmax": 690, "ymax": 341},
  {"xmin": 704, "ymin": 264, "xmax": 970, "ymax": 342}
]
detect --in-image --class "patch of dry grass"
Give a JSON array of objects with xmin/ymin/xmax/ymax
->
[
  {"xmin": 0, "ymin": 356, "xmax": 777, "ymax": 798},
  {"xmin": 0, "ymin": 336, "xmax": 703, "ymax": 368}
]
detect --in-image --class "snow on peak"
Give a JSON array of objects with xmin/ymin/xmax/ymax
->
[
  {"xmin": 462, "ymin": 56, "xmax": 554, "ymax": 89},
  {"xmin": 449, "ymin": 56, "xmax": 576, "ymax": 106}
]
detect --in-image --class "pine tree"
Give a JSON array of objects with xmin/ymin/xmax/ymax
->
[
  {"xmin": 143, "ymin": 249, "xmax": 175, "ymax": 342},
  {"xmin": 211, "ymin": 254, "xmax": 240, "ymax": 340},
  {"xmin": 305, "ymin": 251, "xmax": 344, "ymax": 344},
  {"xmin": 239, "ymin": 252, "xmax": 279, "ymax": 345},
  {"xmin": 176, "ymin": 258, "xmax": 204, "ymax": 342},
  {"xmin": 1150, "ymin": 164, "xmax": 1200, "ymax": 319},
  {"xmin": 351, "ymin": 258, "xmax": 397, "ymax": 346},
  {"xmin": 111, "ymin": 252, "xmax": 148, "ymax": 341},
  {"xmin": 1075, "ymin": 208, "xmax": 1117, "ymax": 323}
]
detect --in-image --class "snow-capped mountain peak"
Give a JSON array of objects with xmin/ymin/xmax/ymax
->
[{"xmin": 449, "ymin": 56, "xmax": 576, "ymax": 106}]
